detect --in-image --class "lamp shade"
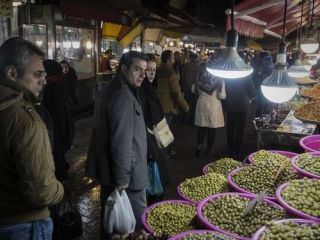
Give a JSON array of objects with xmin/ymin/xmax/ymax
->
[
  {"xmin": 300, "ymin": 37, "xmax": 319, "ymax": 54},
  {"xmin": 261, "ymin": 68, "xmax": 298, "ymax": 103},
  {"xmin": 206, "ymin": 29, "xmax": 253, "ymax": 79},
  {"xmin": 287, "ymin": 59, "xmax": 310, "ymax": 78}
]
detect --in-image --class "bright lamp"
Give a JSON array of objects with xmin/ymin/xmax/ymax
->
[{"xmin": 287, "ymin": 59, "xmax": 310, "ymax": 78}]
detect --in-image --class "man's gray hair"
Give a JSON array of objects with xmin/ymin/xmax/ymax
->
[{"xmin": 0, "ymin": 37, "xmax": 44, "ymax": 79}]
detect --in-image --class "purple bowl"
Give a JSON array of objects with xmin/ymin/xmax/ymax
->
[
  {"xmin": 202, "ymin": 163, "xmax": 212, "ymax": 175},
  {"xmin": 276, "ymin": 182, "xmax": 320, "ymax": 222},
  {"xmin": 247, "ymin": 150, "xmax": 298, "ymax": 164},
  {"xmin": 292, "ymin": 153, "xmax": 320, "ymax": 179},
  {"xmin": 252, "ymin": 218, "xmax": 319, "ymax": 240},
  {"xmin": 197, "ymin": 192, "xmax": 285, "ymax": 240},
  {"xmin": 300, "ymin": 135, "xmax": 320, "ymax": 153},
  {"xmin": 177, "ymin": 185, "xmax": 197, "ymax": 204},
  {"xmin": 168, "ymin": 230, "xmax": 233, "ymax": 240},
  {"xmin": 141, "ymin": 200, "xmax": 197, "ymax": 234},
  {"xmin": 228, "ymin": 167, "xmax": 277, "ymax": 201}
]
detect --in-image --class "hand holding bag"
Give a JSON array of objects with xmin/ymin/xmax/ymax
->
[
  {"xmin": 148, "ymin": 117, "xmax": 174, "ymax": 149},
  {"xmin": 104, "ymin": 189, "xmax": 136, "ymax": 234},
  {"xmin": 147, "ymin": 161, "xmax": 164, "ymax": 196}
]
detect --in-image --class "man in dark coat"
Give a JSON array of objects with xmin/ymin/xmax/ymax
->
[
  {"xmin": 42, "ymin": 59, "xmax": 71, "ymax": 181},
  {"xmin": 85, "ymin": 51, "xmax": 148, "ymax": 239},
  {"xmin": 223, "ymin": 77, "xmax": 255, "ymax": 158}
]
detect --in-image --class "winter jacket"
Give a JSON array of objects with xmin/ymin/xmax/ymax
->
[
  {"xmin": 0, "ymin": 80, "xmax": 64, "ymax": 224},
  {"xmin": 195, "ymin": 78, "xmax": 226, "ymax": 128},
  {"xmin": 85, "ymin": 74, "xmax": 148, "ymax": 190},
  {"xmin": 156, "ymin": 63, "xmax": 189, "ymax": 115}
]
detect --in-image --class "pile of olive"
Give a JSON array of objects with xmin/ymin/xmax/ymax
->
[
  {"xmin": 281, "ymin": 179, "xmax": 320, "ymax": 218},
  {"xmin": 232, "ymin": 159, "xmax": 297, "ymax": 196},
  {"xmin": 179, "ymin": 173, "xmax": 228, "ymax": 202},
  {"xmin": 205, "ymin": 158, "xmax": 241, "ymax": 177},
  {"xmin": 181, "ymin": 232, "xmax": 234, "ymax": 240},
  {"xmin": 252, "ymin": 150, "xmax": 292, "ymax": 169},
  {"xmin": 296, "ymin": 153, "xmax": 320, "ymax": 176},
  {"xmin": 202, "ymin": 195, "xmax": 285, "ymax": 238},
  {"xmin": 260, "ymin": 221, "xmax": 320, "ymax": 240},
  {"xmin": 146, "ymin": 202, "xmax": 197, "ymax": 237}
]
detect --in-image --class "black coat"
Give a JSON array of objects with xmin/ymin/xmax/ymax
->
[
  {"xmin": 42, "ymin": 77, "xmax": 71, "ymax": 181},
  {"xmin": 140, "ymin": 80, "xmax": 172, "ymax": 187},
  {"xmin": 223, "ymin": 77, "xmax": 256, "ymax": 113}
]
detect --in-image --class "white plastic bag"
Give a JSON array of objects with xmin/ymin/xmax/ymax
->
[{"xmin": 103, "ymin": 189, "xmax": 136, "ymax": 234}]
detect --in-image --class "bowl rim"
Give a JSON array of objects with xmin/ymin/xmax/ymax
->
[
  {"xmin": 167, "ymin": 229, "xmax": 229, "ymax": 240},
  {"xmin": 299, "ymin": 135, "xmax": 320, "ymax": 153},
  {"xmin": 197, "ymin": 192, "xmax": 285, "ymax": 240},
  {"xmin": 141, "ymin": 200, "xmax": 196, "ymax": 234},
  {"xmin": 291, "ymin": 153, "xmax": 320, "ymax": 179},
  {"xmin": 252, "ymin": 218, "xmax": 320, "ymax": 240},
  {"xmin": 275, "ymin": 181, "xmax": 320, "ymax": 222}
]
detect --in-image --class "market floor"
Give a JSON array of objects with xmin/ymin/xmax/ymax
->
[{"xmin": 65, "ymin": 109, "xmax": 258, "ymax": 240}]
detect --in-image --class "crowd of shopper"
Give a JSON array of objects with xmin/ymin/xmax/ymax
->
[{"xmin": 0, "ymin": 37, "xmax": 275, "ymax": 240}]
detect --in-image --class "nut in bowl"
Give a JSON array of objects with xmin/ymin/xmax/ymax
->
[
  {"xmin": 276, "ymin": 179, "xmax": 320, "ymax": 221},
  {"xmin": 197, "ymin": 193, "xmax": 286, "ymax": 240},
  {"xmin": 252, "ymin": 219, "xmax": 320, "ymax": 240}
]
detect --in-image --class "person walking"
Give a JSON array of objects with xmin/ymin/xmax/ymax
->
[
  {"xmin": 140, "ymin": 54, "xmax": 172, "ymax": 205},
  {"xmin": 0, "ymin": 37, "xmax": 64, "ymax": 240},
  {"xmin": 194, "ymin": 71, "xmax": 226, "ymax": 156},
  {"xmin": 85, "ymin": 51, "xmax": 148, "ymax": 239},
  {"xmin": 223, "ymin": 77, "xmax": 255, "ymax": 158},
  {"xmin": 156, "ymin": 50, "xmax": 189, "ymax": 156}
]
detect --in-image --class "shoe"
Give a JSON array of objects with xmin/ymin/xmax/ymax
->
[{"xmin": 195, "ymin": 148, "xmax": 201, "ymax": 156}]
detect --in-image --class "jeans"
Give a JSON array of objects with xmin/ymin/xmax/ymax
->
[{"xmin": 0, "ymin": 218, "xmax": 53, "ymax": 240}]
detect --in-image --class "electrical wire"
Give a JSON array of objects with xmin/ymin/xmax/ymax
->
[
  {"xmin": 282, "ymin": 0, "xmax": 288, "ymax": 41},
  {"xmin": 231, "ymin": 0, "xmax": 234, "ymax": 30}
]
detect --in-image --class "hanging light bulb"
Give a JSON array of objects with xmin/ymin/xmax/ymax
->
[
  {"xmin": 300, "ymin": 0, "xmax": 319, "ymax": 53},
  {"xmin": 302, "ymin": 56, "xmax": 312, "ymax": 71},
  {"xmin": 261, "ymin": 0, "xmax": 298, "ymax": 104},
  {"xmin": 288, "ymin": 53, "xmax": 310, "ymax": 78},
  {"xmin": 206, "ymin": 0, "xmax": 252, "ymax": 79}
]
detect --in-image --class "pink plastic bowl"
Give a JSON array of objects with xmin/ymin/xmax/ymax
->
[
  {"xmin": 252, "ymin": 218, "xmax": 319, "ymax": 240},
  {"xmin": 177, "ymin": 185, "xmax": 197, "ymax": 204},
  {"xmin": 247, "ymin": 150, "xmax": 298, "ymax": 164},
  {"xmin": 300, "ymin": 135, "xmax": 320, "ymax": 153},
  {"xmin": 276, "ymin": 182, "xmax": 320, "ymax": 222},
  {"xmin": 197, "ymin": 192, "xmax": 285, "ymax": 240},
  {"xmin": 292, "ymin": 153, "xmax": 320, "ymax": 179},
  {"xmin": 141, "ymin": 200, "xmax": 196, "ymax": 234},
  {"xmin": 228, "ymin": 167, "xmax": 277, "ymax": 201},
  {"xmin": 168, "ymin": 230, "xmax": 234, "ymax": 240}
]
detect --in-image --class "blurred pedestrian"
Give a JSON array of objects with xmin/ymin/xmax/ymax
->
[{"xmin": 100, "ymin": 48, "xmax": 113, "ymax": 72}]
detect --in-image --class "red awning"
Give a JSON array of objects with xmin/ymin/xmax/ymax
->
[
  {"xmin": 228, "ymin": 0, "xmax": 320, "ymax": 39},
  {"xmin": 59, "ymin": 0, "xmax": 131, "ymax": 25}
]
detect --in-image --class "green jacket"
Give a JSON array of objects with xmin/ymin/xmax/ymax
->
[
  {"xmin": 156, "ymin": 63, "xmax": 189, "ymax": 115},
  {"xmin": 0, "ymin": 80, "xmax": 64, "ymax": 224}
]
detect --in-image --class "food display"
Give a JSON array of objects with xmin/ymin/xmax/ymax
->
[
  {"xmin": 277, "ymin": 179, "xmax": 320, "ymax": 220},
  {"xmin": 300, "ymin": 85, "xmax": 320, "ymax": 99},
  {"xmin": 199, "ymin": 193, "xmax": 285, "ymax": 239},
  {"xmin": 143, "ymin": 201, "xmax": 198, "ymax": 237},
  {"xmin": 255, "ymin": 220, "xmax": 320, "ymax": 240},
  {"xmin": 168, "ymin": 230, "xmax": 235, "ymax": 240},
  {"xmin": 230, "ymin": 159, "xmax": 297, "ymax": 197},
  {"xmin": 203, "ymin": 158, "xmax": 241, "ymax": 177},
  {"xmin": 294, "ymin": 100, "xmax": 320, "ymax": 123},
  {"xmin": 178, "ymin": 173, "xmax": 228, "ymax": 203},
  {"xmin": 249, "ymin": 150, "xmax": 295, "ymax": 169},
  {"xmin": 293, "ymin": 153, "xmax": 320, "ymax": 178}
]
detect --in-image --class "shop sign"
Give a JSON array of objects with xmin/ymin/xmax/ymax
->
[{"xmin": 0, "ymin": 0, "xmax": 12, "ymax": 18}]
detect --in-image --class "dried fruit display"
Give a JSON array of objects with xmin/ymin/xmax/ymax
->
[
  {"xmin": 294, "ymin": 100, "xmax": 320, "ymax": 123},
  {"xmin": 300, "ymin": 85, "xmax": 320, "ymax": 99}
]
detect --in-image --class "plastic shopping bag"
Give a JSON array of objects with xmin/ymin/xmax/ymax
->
[
  {"xmin": 103, "ymin": 189, "xmax": 136, "ymax": 234},
  {"xmin": 147, "ymin": 161, "xmax": 164, "ymax": 196}
]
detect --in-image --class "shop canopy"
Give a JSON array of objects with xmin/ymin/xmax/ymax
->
[{"xmin": 228, "ymin": 0, "xmax": 320, "ymax": 39}]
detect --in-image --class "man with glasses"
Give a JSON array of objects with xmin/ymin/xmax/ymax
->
[
  {"xmin": 0, "ymin": 38, "xmax": 64, "ymax": 239},
  {"xmin": 86, "ymin": 51, "xmax": 148, "ymax": 239}
]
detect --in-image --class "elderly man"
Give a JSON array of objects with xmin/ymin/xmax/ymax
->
[
  {"xmin": 0, "ymin": 38, "xmax": 64, "ymax": 239},
  {"xmin": 86, "ymin": 51, "xmax": 148, "ymax": 239}
]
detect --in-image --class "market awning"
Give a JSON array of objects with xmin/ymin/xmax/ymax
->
[
  {"xmin": 102, "ymin": 22, "xmax": 130, "ymax": 39},
  {"xmin": 227, "ymin": 0, "xmax": 320, "ymax": 39}
]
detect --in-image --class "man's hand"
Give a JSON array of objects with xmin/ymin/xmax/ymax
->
[{"xmin": 117, "ymin": 183, "xmax": 129, "ymax": 192}]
